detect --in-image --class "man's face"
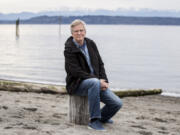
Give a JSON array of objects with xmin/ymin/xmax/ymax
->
[{"xmin": 72, "ymin": 24, "xmax": 86, "ymax": 45}]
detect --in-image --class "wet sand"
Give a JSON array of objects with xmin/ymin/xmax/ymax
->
[{"xmin": 0, "ymin": 91, "xmax": 180, "ymax": 135}]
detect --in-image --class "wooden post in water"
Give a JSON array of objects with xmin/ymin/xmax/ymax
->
[
  {"xmin": 59, "ymin": 16, "xmax": 61, "ymax": 36},
  {"xmin": 69, "ymin": 95, "xmax": 89, "ymax": 125},
  {"xmin": 16, "ymin": 18, "xmax": 20, "ymax": 37}
]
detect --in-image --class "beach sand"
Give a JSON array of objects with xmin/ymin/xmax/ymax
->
[{"xmin": 0, "ymin": 90, "xmax": 180, "ymax": 135}]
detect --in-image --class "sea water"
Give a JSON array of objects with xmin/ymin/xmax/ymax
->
[{"xmin": 0, "ymin": 24, "xmax": 180, "ymax": 96}]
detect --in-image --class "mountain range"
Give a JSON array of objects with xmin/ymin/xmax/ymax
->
[
  {"xmin": 1, "ymin": 8, "xmax": 180, "ymax": 20},
  {"xmin": 1, "ymin": 15, "xmax": 180, "ymax": 25}
]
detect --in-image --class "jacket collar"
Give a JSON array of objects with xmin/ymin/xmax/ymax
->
[{"xmin": 65, "ymin": 36, "xmax": 88, "ymax": 53}]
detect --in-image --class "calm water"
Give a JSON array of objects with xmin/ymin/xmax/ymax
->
[{"xmin": 0, "ymin": 24, "xmax": 180, "ymax": 96}]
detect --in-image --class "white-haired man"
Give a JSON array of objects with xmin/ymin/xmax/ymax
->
[{"xmin": 64, "ymin": 19, "xmax": 122, "ymax": 131}]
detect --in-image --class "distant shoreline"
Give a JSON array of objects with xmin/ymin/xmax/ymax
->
[
  {"xmin": 1, "ymin": 15, "xmax": 180, "ymax": 25},
  {"xmin": 1, "ymin": 24, "xmax": 180, "ymax": 26}
]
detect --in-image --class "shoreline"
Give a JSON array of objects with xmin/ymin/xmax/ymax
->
[
  {"xmin": 0, "ymin": 91, "xmax": 180, "ymax": 135},
  {"xmin": 162, "ymin": 92, "xmax": 180, "ymax": 98}
]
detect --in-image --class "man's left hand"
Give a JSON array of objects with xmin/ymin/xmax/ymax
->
[{"xmin": 100, "ymin": 79, "xmax": 109, "ymax": 91}]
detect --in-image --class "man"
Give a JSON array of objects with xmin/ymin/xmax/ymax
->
[{"xmin": 64, "ymin": 19, "xmax": 122, "ymax": 131}]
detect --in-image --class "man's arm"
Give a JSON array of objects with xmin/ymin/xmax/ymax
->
[{"xmin": 91, "ymin": 41, "xmax": 108, "ymax": 82}]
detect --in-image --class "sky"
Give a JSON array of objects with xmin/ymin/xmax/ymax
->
[{"xmin": 1, "ymin": 0, "xmax": 180, "ymax": 13}]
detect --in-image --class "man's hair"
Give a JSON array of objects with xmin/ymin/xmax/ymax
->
[{"xmin": 70, "ymin": 19, "xmax": 86, "ymax": 34}]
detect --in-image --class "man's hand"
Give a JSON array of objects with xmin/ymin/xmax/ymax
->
[{"xmin": 100, "ymin": 79, "xmax": 109, "ymax": 91}]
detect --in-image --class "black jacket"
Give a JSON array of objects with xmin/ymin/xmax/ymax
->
[{"xmin": 64, "ymin": 36, "xmax": 108, "ymax": 94}]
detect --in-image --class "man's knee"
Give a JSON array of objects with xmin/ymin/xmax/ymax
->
[
  {"xmin": 85, "ymin": 78, "xmax": 100, "ymax": 86},
  {"xmin": 116, "ymin": 98, "xmax": 123, "ymax": 110}
]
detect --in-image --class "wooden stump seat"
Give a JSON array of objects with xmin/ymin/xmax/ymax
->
[{"xmin": 69, "ymin": 95, "xmax": 89, "ymax": 125}]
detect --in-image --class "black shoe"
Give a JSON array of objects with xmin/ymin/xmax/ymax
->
[{"xmin": 88, "ymin": 119, "xmax": 106, "ymax": 131}]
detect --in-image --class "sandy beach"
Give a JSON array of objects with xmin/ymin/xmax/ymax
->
[{"xmin": 0, "ymin": 90, "xmax": 180, "ymax": 135}]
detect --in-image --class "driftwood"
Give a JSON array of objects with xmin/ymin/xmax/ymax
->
[
  {"xmin": 114, "ymin": 89, "xmax": 162, "ymax": 97},
  {"xmin": 0, "ymin": 79, "xmax": 66, "ymax": 94},
  {"xmin": 0, "ymin": 79, "xmax": 162, "ymax": 97},
  {"xmin": 69, "ymin": 95, "xmax": 89, "ymax": 125}
]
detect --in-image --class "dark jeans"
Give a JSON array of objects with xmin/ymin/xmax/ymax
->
[{"xmin": 74, "ymin": 78, "xmax": 123, "ymax": 121}]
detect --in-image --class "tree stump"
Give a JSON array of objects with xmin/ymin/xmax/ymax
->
[{"xmin": 69, "ymin": 95, "xmax": 89, "ymax": 125}]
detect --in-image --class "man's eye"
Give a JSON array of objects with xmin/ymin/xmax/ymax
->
[{"xmin": 74, "ymin": 29, "xmax": 84, "ymax": 33}]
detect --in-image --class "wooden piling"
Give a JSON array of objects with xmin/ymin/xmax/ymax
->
[
  {"xmin": 59, "ymin": 16, "xmax": 61, "ymax": 35},
  {"xmin": 16, "ymin": 18, "xmax": 20, "ymax": 37}
]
